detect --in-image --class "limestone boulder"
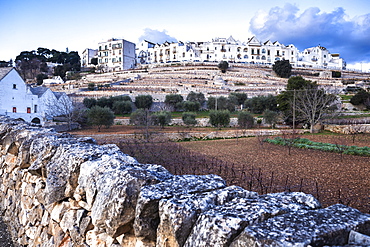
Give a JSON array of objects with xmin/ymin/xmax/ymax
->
[
  {"xmin": 230, "ymin": 204, "xmax": 370, "ymax": 247},
  {"xmin": 77, "ymin": 153, "xmax": 173, "ymax": 236},
  {"xmin": 134, "ymin": 174, "xmax": 226, "ymax": 241},
  {"xmin": 157, "ymin": 186, "xmax": 258, "ymax": 247},
  {"xmin": 184, "ymin": 192, "xmax": 321, "ymax": 247}
]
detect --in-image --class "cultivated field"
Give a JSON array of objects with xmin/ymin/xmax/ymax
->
[{"xmin": 69, "ymin": 126, "xmax": 370, "ymax": 213}]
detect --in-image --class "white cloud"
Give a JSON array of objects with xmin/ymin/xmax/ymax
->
[
  {"xmin": 138, "ymin": 28, "xmax": 177, "ymax": 44},
  {"xmin": 249, "ymin": 4, "xmax": 370, "ymax": 64}
]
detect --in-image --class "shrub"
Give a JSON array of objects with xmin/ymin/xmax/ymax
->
[
  {"xmin": 135, "ymin": 95, "xmax": 153, "ymax": 109},
  {"xmin": 272, "ymin": 60, "xmax": 292, "ymax": 78},
  {"xmin": 183, "ymin": 101, "xmax": 200, "ymax": 112},
  {"xmin": 237, "ymin": 111, "xmax": 254, "ymax": 129},
  {"xmin": 87, "ymin": 106, "xmax": 115, "ymax": 132},
  {"xmin": 113, "ymin": 101, "xmax": 132, "ymax": 115},
  {"xmin": 209, "ymin": 110, "xmax": 230, "ymax": 129},
  {"xmin": 152, "ymin": 111, "xmax": 172, "ymax": 128},
  {"xmin": 182, "ymin": 112, "xmax": 197, "ymax": 127}
]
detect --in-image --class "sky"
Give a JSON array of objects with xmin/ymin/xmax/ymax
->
[{"xmin": 0, "ymin": 0, "xmax": 369, "ymax": 71}]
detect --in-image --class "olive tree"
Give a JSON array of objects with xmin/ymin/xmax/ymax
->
[
  {"xmin": 272, "ymin": 59, "xmax": 292, "ymax": 78},
  {"xmin": 182, "ymin": 112, "xmax": 197, "ymax": 127},
  {"xmin": 152, "ymin": 111, "xmax": 172, "ymax": 129},
  {"xmin": 165, "ymin": 94, "xmax": 184, "ymax": 111},
  {"xmin": 87, "ymin": 106, "xmax": 115, "ymax": 132},
  {"xmin": 238, "ymin": 111, "xmax": 254, "ymax": 129},
  {"xmin": 113, "ymin": 101, "xmax": 132, "ymax": 115},
  {"xmin": 218, "ymin": 61, "xmax": 229, "ymax": 73},
  {"xmin": 135, "ymin": 95, "xmax": 153, "ymax": 109},
  {"xmin": 209, "ymin": 110, "xmax": 230, "ymax": 129},
  {"xmin": 263, "ymin": 110, "xmax": 279, "ymax": 128}
]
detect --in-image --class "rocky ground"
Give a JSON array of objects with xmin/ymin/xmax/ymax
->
[{"xmin": 0, "ymin": 218, "xmax": 13, "ymax": 247}]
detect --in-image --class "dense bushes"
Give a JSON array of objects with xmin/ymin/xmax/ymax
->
[{"xmin": 83, "ymin": 95, "xmax": 133, "ymax": 115}]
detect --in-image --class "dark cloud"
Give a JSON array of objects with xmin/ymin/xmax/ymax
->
[
  {"xmin": 249, "ymin": 4, "xmax": 370, "ymax": 63},
  {"xmin": 138, "ymin": 28, "xmax": 177, "ymax": 44}
]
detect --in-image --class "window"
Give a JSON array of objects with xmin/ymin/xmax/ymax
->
[
  {"xmin": 12, "ymin": 107, "xmax": 16, "ymax": 113},
  {"xmin": 27, "ymin": 107, "xmax": 31, "ymax": 113},
  {"xmin": 34, "ymin": 105, "xmax": 38, "ymax": 113},
  {"xmin": 267, "ymin": 50, "xmax": 270, "ymax": 55},
  {"xmin": 13, "ymin": 84, "xmax": 16, "ymax": 89}
]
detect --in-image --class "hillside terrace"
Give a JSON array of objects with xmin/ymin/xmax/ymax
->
[{"xmin": 52, "ymin": 63, "xmax": 369, "ymax": 102}]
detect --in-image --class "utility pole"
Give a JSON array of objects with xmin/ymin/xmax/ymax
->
[{"xmin": 293, "ymin": 89, "xmax": 296, "ymax": 130}]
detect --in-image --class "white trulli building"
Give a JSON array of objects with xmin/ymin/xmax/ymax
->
[
  {"xmin": 0, "ymin": 67, "xmax": 72, "ymax": 124},
  {"xmin": 97, "ymin": 38, "xmax": 136, "ymax": 72}
]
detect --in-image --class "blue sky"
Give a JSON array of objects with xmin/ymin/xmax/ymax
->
[{"xmin": 0, "ymin": 0, "xmax": 369, "ymax": 71}]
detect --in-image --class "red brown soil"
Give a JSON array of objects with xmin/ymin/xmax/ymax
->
[
  {"xmin": 179, "ymin": 134, "xmax": 370, "ymax": 212},
  {"xmin": 68, "ymin": 126, "xmax": 370, "ymax": 213}
]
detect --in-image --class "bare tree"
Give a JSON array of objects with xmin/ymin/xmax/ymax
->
[
  {"xmin": 44, "ymin": 93, "xmax": 76, "ymax": 130},
  {"xmin": 294, "ymin": 88, "xmax": 336, "ymax": 133}
]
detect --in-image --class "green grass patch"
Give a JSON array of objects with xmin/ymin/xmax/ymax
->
[
  {"xmin": 339, "ymin": 94, "xmax": 352, "ymax": 101},
  {"xmin": 264, "ymin": 137, "xmax": 370, "ymax": 156}
]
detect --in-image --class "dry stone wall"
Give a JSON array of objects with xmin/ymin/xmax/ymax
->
[{"xmin": 0, "ymin": 116, "xmax": 369, "ymax": 247}]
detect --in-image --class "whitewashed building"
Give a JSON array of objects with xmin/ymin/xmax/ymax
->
[
  {"xmin": 43, "ymin": 76, "xmax": 64, "ymax": 85},
  {"xmin": 97, "ymin": 38, "xmax": 136, "ymax": 72},
  {"xmin": 81, "ymin": 48, "xmax": 98, "ymax": 67},
  {"xmin": 0, "ymin": 67, "xmax": 72, "ymax": 124},
  {"xmin": 136, "ymin": 36, "xmax": 345, "ymax": 69},
  {"xmin": 297, "ymin": 45, "xmax": 345, "ymax": 69}
]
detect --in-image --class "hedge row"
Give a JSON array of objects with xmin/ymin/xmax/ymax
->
[{"xmin": 264, "ymin": 137, "xmax": 370, "ymax": 156}]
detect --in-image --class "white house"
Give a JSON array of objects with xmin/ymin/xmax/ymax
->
[
  {"xmin": 97, "ymin": 38, "xmax": 136, "ymax": 72},
  {"xmin": 297, "ymin": 45, "xmax": 346, "ymax": 69},
  {"xmin": 43, "ymin": 76, "xmax": 64, "ymax": 85},
  {"xmin": 136, "ymin": 36, "xmax": 345, "ymax": 69},
  {"xmin": 81, "ymin": 48, "xmax": 98, "ymax": 67},
  {"xmin": 0, "ymin": 67, "xmax": 72, "ymax": 124}
]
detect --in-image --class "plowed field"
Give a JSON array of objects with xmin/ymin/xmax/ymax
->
[{"xmin": 69, "ymin": 126, "xmax": 369, "ymax": 213}]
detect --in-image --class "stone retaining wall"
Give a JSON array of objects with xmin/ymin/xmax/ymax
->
[
  {"xmin": 0, "ymin": 116, "xmax": 369, "ymax": 247},
  {"xmin": 324, "ymin": 124, "xmax": 370, "ymax": 134}
]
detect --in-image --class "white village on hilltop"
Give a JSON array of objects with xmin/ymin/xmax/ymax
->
[
  {"xmin": 82, "ymin": 36, "xmax": 345, "ymax": 72},
  {"xmin": 0, "ymin": 35, "xmax": 355, "ymax": 125}
]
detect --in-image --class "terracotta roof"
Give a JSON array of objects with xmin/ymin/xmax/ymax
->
[{"xmin": 0, "ymin": 67, "xmax": 13, "ymax": 81}]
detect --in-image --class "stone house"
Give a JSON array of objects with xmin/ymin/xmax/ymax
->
[{"xmin": 0, "ymin": 67, "xmax": 72, "ymax": 124}]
